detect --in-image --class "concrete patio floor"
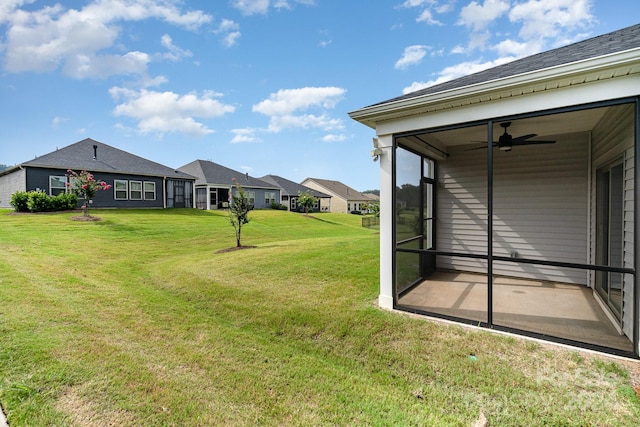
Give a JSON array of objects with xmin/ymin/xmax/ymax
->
[{"xmin": 397, "ymin": 271, "xmax": 633, "ymax": 352}]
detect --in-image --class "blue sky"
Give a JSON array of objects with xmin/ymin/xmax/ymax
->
[{"xmin": 1, "ymin": 1, "xmax": 638, "ymax": 191}]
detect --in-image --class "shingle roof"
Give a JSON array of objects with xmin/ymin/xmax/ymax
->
[
  {"xmin": 259, "ymin": 174, "xmax": 330, "ymax": 198},
  {"xmin": 369, "ymin": 23, "xmax": 640, "ymax": 108},
  {"xmin": 15, "ymin": 138, "xmax": 194, "ymax": 179},
  {"xmin": 303, "ymin": 178, "xmax": 370, "ymax": 201},
  {"xmin": 178, "ymin": 160, "xmax": 278, "ymax": 189}
]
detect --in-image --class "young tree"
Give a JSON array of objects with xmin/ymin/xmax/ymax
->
[
  {"xmin": 67, "ymin": 169, "xmax": 111, "ymax": 217},
  {"xmin": 296, "ymin": 191, "xmax": 318, "ymax": 216},
  {"xmin": 229, "ymin": 178, "xmax": 252, "ymax": 247},
  {"xmin": 364, "ymin": 201, "xmax": 380, "ymax": 217}
]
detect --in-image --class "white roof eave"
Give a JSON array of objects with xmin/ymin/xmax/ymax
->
[{"xmin": 349, "ymin": 48, "xmax": 640, "ymax": 129}]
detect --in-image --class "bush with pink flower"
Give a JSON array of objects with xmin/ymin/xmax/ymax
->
[{"xmin": 67, "ymin": 169, "xmax": 112, "ymax": 217}]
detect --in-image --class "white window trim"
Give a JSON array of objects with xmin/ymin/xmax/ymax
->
[
  {"xmin": 144, "ymin": 181, "xmax": 156, "ymax": 201},
  {"xmin": 49, "ymin": 175, "xmax": 67, "ymax": 196},
  {"xmin": 114, "ymin": 179, "xmax": 128, "ymax": 200},
  {"xmin": 130, "ymin": 180, "xmax": 143, "ymax": 200}
]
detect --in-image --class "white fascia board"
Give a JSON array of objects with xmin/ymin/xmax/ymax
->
[
  {"xmin": 349, "ymin": 48, "xmax": 640, "ymax": 129},
  {"xmin": 375, "ymin": 73, "xmax": 640, "ymax": 136}
]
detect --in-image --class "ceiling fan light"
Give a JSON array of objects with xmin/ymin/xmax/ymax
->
[{"xmin": 499, "ymin": 146, "xmax": 512, "ymax": 151}]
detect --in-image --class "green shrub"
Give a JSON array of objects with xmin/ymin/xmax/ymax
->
[
  {"xmin": 26, "ymin": 191, "xmax": 52, "ymax": 212},
  {"xmin": 270, "ymin": 202, "xmax": 288, "ymax": 210},
  {"xmin": 11, "ymin": 190, "xmax": 79, "ymax": 213},
  {"xmin": 10, "ymin": 191, "xmax": 30, "ymax": 212},
  {"xmin": 51, "ymin": 192, "xmax": 78, "ymax": 211}
]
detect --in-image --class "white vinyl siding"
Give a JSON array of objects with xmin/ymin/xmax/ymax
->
[
  {"xmin": 438, "ymin": 134, "xmax": 589, "ymax": 285},
  {"xmin": 591, "ymin": 104, "xmax": 635, "ymax": 339}
]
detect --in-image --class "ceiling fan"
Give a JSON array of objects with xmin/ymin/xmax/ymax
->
[{"xmin": 470, "ymin": 122, "xmax": 556, "ymax": 152}]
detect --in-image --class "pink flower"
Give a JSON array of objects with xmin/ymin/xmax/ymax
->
[{"xmin": 82, "ymin": 184, "xmax": 87, "ymax": 189}]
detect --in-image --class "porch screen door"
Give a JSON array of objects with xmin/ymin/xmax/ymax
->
[
  {"xmin": 595, "ymin": 160, "xmax": 624, "ymax": 321},
  {"xmin": 395, "ymin": 146, "xmax": 437, "ymax": 295}
]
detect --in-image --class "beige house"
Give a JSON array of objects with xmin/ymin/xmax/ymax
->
[
  {"xmin": 301, "ymin": 178, "xmax": 371, "ymax": 214},
  {"xmin": 349, "ymin": 24, "xmax": 640, "ymax": 357}
]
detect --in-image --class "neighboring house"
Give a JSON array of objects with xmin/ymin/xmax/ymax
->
[
  {"xmin": 0, "ymin": 138, "xmax": 196, "ymax": 209},
  {"xmin": 349, "ymin": 24, "xmax": 640, "ymax": 357},
  {"xmin": 301, "ymin": 178, "xmax": 371, "ymax": 214},
  {"xmin": 178, "ymin": 160, "xmax": 281, "ymax": 210},
  {"xmin": 259, "ymin": 174, "xmax": 331, "ymax": 212}
]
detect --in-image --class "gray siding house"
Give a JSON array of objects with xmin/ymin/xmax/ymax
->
[
  {"xmin": 259, "ymin": 174, "xmax": 331, "ymax": 212},
  {"xmin": 349, "ymin": 24, "xmax": 640, "ymax": 357},
  {"xmin": 178, "ymin": 160, "xmax": 281, "ymax": 210},
  {"xmin": 0, "ymin": 138, "xmax": 196, "ymax": 209}
]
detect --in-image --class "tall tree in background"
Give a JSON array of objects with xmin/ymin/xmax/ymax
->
[
  {"xmin": 229, "ymin": 178, "xmax": 252, "ymax": 247},
  {"xmin": 297, "ymin": 191, "xmax": 318, "ymax": 216}
]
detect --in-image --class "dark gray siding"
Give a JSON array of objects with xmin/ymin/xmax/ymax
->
[{"xmin": 25, "ymin": 167, "xmax": 166, "ymax": 208}]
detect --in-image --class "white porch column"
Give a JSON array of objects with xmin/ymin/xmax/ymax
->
[{"xmin": 377, "ymin": 134, "xmax": 394, "ymax": 309}]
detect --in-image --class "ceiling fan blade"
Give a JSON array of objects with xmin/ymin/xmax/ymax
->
[
  {"xmin": 511, "ymin": 139, "xmax": 556, "ymax": 146},
  {"xmin": 511, "ymin": 133, "xmax": 538, "ymax": 143},
  {"xmin": 465, "ymin": 142, "xmax": 497, "ymax": 151}
]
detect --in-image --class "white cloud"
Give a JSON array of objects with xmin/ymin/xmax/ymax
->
[
  {"xmin": 63, "ymin": 51, "xmax": 150, "ymax": 79},
  {"xmin": 231, "ymin": 128, "xmax": 261, "ymax": 144},
  {"xmin": 402, "ymin": 56, "xmax": 517, "ymax": 94},
  {"xmin": 2, "ymin": 0, "xmax": 211, "ymax": 77},
  {"xmin": 231, "ymin": 0, "xmax": 270, "ymax": 15},
  {"xmin": 160, "ymin": 34, "xmax": 192, "ymax": 61},
  {"xmin": 252, "ymin": 86, "xmax": 346, "ymax": 133},
  {"xmin": 509, "ymin": 0, "xmax": 594, "ymax": 41},
  {"xmin": 493, "ymin": 38, "xmax": 543, "ymax": 57},
  {"xmin": 231, "ymin": 0, "xmax": 315, "ymax": 15},
  {"xmin": 400, "ymin": 0, "xmax": 451, "ymax": 24},
  {"xmin": 214, "ymin": 19, "xmax": 241, "ymax": 47},
  {"xmin": 458, "ymin": 0, "xmax": 510, "ymax": 32},
  {"xmin": 52, "ymin": 116, "xmax": 68, "ymax": 128},
  {"xmin": 395, "ymin": 45, "xmax": 429, "ymax": 69},
  {"xmin": 416, "ymin": 9, "xmax": 442, "ymax": 25},
  {"xmin": 322, "ymin": 134, "xmax": 347, "ymax": 143},
  {"xmin": 109, "ymin": 87, "xmax": 235, "ymax": 136}
]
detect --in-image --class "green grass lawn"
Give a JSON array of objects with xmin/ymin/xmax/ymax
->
[{"xmin": 0, "ymin": 208, "xmax": 638, "ymax": 426}]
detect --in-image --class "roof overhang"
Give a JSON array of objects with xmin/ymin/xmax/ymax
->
[{"xmin": 349, "ymin": 48, "xmax": 640, "ymax": 129}]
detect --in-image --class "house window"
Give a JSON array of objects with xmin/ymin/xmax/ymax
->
[
  {"xmin": 49, "ymin": 176, "xmax": 67, "ymax": 196},
  {"xmin": 246, "ymin": 191, "xmax": 255, "ymax": 206},
  {"xmin": 144, "ymin": 181, "xmax": 156, "ymax": 200},
  {"xmin": 265, "ymin": 191, "xmax": 276, "ymax": 205},
  {"xmin": 114, "ymin": 180, "xmax": 128, "ymax": 200},
  {"xmin": 130, "ymin": 181, "xmax": 143, "ymax": 200}
]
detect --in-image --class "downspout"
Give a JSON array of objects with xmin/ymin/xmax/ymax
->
[{"xmin": 163, "ymin": 177, "xmax": 167, "ymax": 208}]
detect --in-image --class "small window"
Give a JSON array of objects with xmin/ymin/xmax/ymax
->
[
  {"xmin": 114, "ymin": 180, "xmax": 128, "ymax": 200},
  {"xmin": 144, "ymin": 181, "xmax": 156, "ymax": 201},
  {"xmin": 49, "ymin": 176, "xmax": 67, "ymax": 196},
  {"xmin": 265, "ymin": 191, "xmax": 276, "ymax": 206},
  {"xmin": 245, "ymin": 191, "xmax": 255, "ymax": 206},
  {"xmin": 130, "ymin": 181, "xmax": 142, "ymax": 200}
]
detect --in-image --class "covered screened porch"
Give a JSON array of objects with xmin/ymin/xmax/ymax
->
[{"xmin": 391, "ymin": 101, "xmax": 637, "ymax": 356}]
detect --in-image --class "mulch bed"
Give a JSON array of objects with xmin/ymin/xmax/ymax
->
[{"xmin": 215, "ymin": 245, "xmax": 257, "ymax": 254}]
